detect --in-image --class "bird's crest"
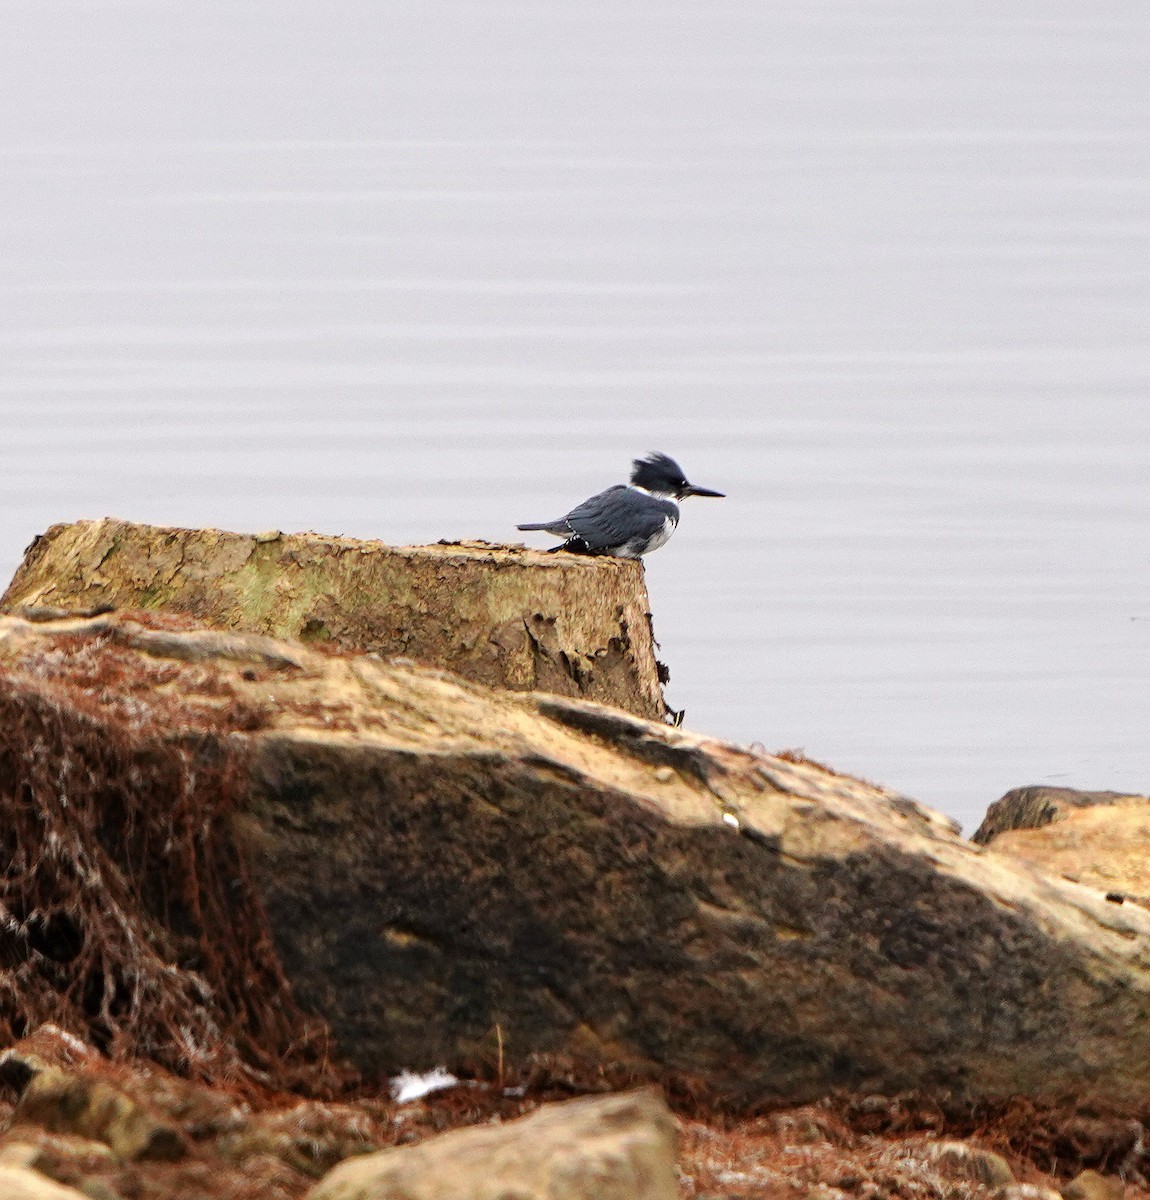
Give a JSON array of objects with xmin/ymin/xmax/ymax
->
[{"xmin": 630, "ymin": 452, "xmax": 688, "ymax": 493}]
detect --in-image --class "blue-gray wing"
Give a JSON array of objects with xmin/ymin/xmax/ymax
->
[{"xmin": 563, "ymin": 486, "xmax": 674, "ymax": 551}]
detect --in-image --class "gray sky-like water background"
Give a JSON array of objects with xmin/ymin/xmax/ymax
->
[{"xmin": 3, "ymin": 2, "xmax": 1149, "ymax": 831}]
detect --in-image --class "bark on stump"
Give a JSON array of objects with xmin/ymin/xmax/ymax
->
[{"xmin": 1, "ymin": 518, "xmax": 668, "ymax": 721}]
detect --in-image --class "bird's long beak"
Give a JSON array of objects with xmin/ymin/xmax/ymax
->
[{"xmin": 682, "ymin": 483, "xmax": 725, "ymax": 498}]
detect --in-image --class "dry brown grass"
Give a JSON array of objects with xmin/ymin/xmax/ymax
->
[{"xmin": 0, "ymin": 626, "xmax": 333, "ymax": 1094}]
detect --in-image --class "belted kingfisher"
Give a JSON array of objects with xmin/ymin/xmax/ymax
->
[{"xmin": 516, "ymin": 452, "xmax": 724, "ymax": 558}]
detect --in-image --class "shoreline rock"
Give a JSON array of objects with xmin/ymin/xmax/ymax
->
[
  {"xmin": 976, "ymin": 786, "xmax": 1150, "ymax": 909},
  {"xmin": 2, "ymin": 612, "xmax": 1150, "ymax": 1113},
  {"xmin": 973, "ymin": 787, "xmax": 1147, "ymax": 845}
]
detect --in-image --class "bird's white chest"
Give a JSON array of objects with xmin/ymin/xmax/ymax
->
[
  {"xmin": 618, "ymin": 512, "xmax": 677, "ymax": 558},
  {"xmin": 645, "ymin": 514, "xmax": 677, "ymax": 553}
]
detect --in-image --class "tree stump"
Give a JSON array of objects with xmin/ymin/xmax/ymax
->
[{"xmin": 1, "ymin": 518, "xmax": 669, "ymax": 721}]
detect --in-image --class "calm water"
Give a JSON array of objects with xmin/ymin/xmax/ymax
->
[{"xmin": 2, "ymin": 2, "xmax": 1149, "ymax": 831}]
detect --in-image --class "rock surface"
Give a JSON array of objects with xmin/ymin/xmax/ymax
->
[
  {"xmin": 973, "ymin": 787, "xmax": 1146, "ymax": 844},
  {"xmin": 922, "ymin": 1141, "xmax": 1016, "ymax": 1187},
  {"xmin": 11, "ymin": 1064, "xmax": 184, "ymax": 1162},
  {"xmin": 1064, "ymin": 1169, "xmax": 1126, "ymax": 1200},
  {"xmin": 994, "ymin": 1186, "xmax": 1064, "ymax": 1200},
  {"xmin": 976, "ymin": 787, "xmax": 1150, "ymax": 906},
  {"xmin": 0, "ymin": 518, "xmax": 669, "ymax": 720},
  {"xmin": 307, "ymin": 1089, "xmax": 679, "ymax": 1200},
  {"xmin": 0, "ymin": 1164, "xmax": 93, "ymax": 1200},
  {"xmin": 3, "ymin": 613, "xmax": 1150, "ymax": 1112}
]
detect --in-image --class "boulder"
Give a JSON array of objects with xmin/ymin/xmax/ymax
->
[
  {"xmin": 0, "ymin": 518, "xmax": 668, "ymax": 721},
  {"xmin": 975, "ymin": 788, "xmax": 1150, "ymax": 906},
  {"xmin": 973, "ymin": 787, "xmax": 1146, "ymax": 844},
  {"xmin": 306, "ymin": 1088, "xmax": 678, "ymax": 1200},
  {"xmin": 4, "ymin": 613, "xmax": 1150, "ymax": 1110}
]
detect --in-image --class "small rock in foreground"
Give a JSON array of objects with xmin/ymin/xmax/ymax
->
[
  {"xmin": 306, "ymin": 1088, "xmax": 678, "ymax": 1200},
  {"xmin": 1063, "ymin": 1169, "xmax": 1125, "ymax": 1200},
  {"xmin": 0, "ymin": 1162, "xmax": 94, "ymax": 1199},
  {"xmin": 14, "ymin": 1066, "xmax": 185, "ymax": 1163},
  {"xmin": 923, "ymin": 1140, "xmax": 1016, "ymax": 1187}
]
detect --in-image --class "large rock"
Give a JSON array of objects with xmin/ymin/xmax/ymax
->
[
  {"xmin": 3, "ymin": 613, "xmax": 1150, "ymax": 1110},
  {"xmin": 975, "ymin": 787, "xmax": 1150, "ymax": 906},
  {"xmin": 0, "ymin": 518, "xmax": 669, "ymax": 721},
  {"xmin": 307, "ymin": 1089, "xmax": 678, "ymax": 1200}
]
